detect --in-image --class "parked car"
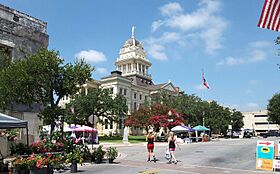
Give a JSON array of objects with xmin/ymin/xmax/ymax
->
[
  {"xmin": 243, "ymin": 129, "xmax": 254, "ymax": 138},
  {"xmin": 226, "ymin": 130, "xmax": 241, "ymax": 138},
  {"xmin": 260, "ymin": 130, "xmax": 279, "ymax": 138}
]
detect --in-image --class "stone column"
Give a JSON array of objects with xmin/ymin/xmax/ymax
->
[{"xmin": 85, "ymin": 87, "xmax": 88, "ymax": 95}]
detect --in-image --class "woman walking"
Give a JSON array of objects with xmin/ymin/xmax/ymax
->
[
  {"xmin": 168, "ymin": 131, "xmax": 180, "ymax": 164},
  {"xmin": 146, "ymin": 129, "xmax": 157, "ymax": 162}
]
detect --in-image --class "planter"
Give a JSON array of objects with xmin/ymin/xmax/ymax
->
[
  {"xmin": 95, "ymin": 158, "xmax": 102, "ymax": 164},
  {"xmin": 30, "ymin": 166, "xmax": 53, "ymax": 174},
  {"xmin": 12, "ymin": 169, "xmax": 29, "ymax": 174},
  {"xmin": 30, "ymin": 167, "xmax": 46, "ymax": 174},
  {"xmin": 70, "ymin": 161, "xmax": 78, "ymax": 173}
]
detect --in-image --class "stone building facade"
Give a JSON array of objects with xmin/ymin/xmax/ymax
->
[
  {"xmin": 0, "ymin": 4, "xmax": 49, "ymax": 149},
  {"xmin": 0, "ymin": 4, "xmax": 48, "ymax": 60}
]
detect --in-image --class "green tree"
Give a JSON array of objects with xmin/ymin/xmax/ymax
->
[
  {"xmin": 267, "ymin": 93, "xmax": 280, "ymax": 124},
  {"xmin": 230, "ymin": 109, "xmax": 244, "ymax": 130},
  {"xmin": 152, "ymin": 92, "xmax": 244, "ymax": 135},
  {"xmin": 65, "ymin": 89, "xmax": 128, "ymax": 126},
  {"xmin": 0, "ymin": 49, "xmax": 93, "ymax": 134},
  {"xmin": 0, "ymin": 48, "xmax": 11, "ymax": 69}
]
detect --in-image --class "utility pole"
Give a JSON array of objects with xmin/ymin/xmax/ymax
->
[{"xmin": 203, "ymin": 111, "xmax": 205, "ymax": 127}]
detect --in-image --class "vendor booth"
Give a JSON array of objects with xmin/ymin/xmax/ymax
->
[{"xmin": 0, "ymin": 112, "xmax": 29, "ymax": 145}]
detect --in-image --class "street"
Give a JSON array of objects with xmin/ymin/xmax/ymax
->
[{"xmin": 77, "ymin": 137, "xmax": 278, "ymax": 174}]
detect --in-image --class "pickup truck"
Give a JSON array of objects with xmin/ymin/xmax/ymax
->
[{"xmin": 260, "ymin": 130, "xmax": 279, "ymax": 138}]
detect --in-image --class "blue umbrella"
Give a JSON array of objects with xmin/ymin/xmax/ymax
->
[{"xmin": 193, "ymin": 125, "xmax": 210, "ymax": 131}]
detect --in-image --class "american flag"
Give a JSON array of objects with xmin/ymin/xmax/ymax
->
[
  {"xmin": 258, "ymin": 0, "xmax": 280, "ymax": 32},
  {"xmin": 202, "ymin": 72, "xmax": 210, "ymax": 89}
]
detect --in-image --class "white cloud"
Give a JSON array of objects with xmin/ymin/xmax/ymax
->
[
  {"xmin": 148, "ymin": 0, "xmax": 227, "ymax": 58},
  {"xmin": 249, "ymin": 40, "xmax": 273, "ymax": 48},
  {"xmin": 217, "ymin": 56, "xmax": 244, "ymax": 66},
  {"xmin": 145, "ymin": 32, "xmax": 182, "ymax": 61},
  {"xmin": 75, "ymin": 50, "xmax": 106, "ymax": 63},
  {"xmin": 159, "ymin": 2, "xmax": 183, "ymax": 17},
  {"xmin": 217, "ymin": 40, "xmax": 270, "ymax": 66},
  {"xmin": 96, "ymin": 67, "xmax": 108, "ymax": 74},
  {"xmin": 151, "ymin": 20, "xmax": 165, "ymax": 32},
  {"xmin": 147, "ymin": 44, "xmax": 168, "ymax": 61},
  {"xmin": 248, "ymin": 50, "xmax": 267, "ymax": 63}
]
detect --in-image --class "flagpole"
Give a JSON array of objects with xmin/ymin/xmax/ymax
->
[{"xmin": 202, "ymin": 69, "xmax": 205, "ymax": 127}]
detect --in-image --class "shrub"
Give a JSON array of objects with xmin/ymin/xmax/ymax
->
[
  {"xmin": 95, "ymin": 146, "xmax": 105, "ymax": 163},
  {"xmin": 106, "ymin": 147, "xmax": 118, "ymax": 161}
]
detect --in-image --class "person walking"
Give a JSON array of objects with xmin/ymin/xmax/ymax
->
[
  {"xmin": 168, "ymin": 131, "xmax": 180, "ymax": 164},
  {"xmin": 146, "ymin": 129, "xmax": 157, "ymax": 162}
]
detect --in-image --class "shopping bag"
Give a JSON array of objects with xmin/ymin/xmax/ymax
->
[{"xmin": 165, "ymin": 149, "xmax": 171, "ymax": 160}]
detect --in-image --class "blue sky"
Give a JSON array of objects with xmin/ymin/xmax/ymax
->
[{"xmin": 1, "ymin": 0, "xmax": 279, "ymax": 112}]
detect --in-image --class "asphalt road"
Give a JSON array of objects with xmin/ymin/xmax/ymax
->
[{"xmin": 73, "ymin": 137, "xmax": 279, "ymax": 174}]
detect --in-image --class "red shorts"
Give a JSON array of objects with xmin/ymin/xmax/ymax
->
[{"xmin": 147, "ymin": 143, "xmax": 154, "ymax": 150}]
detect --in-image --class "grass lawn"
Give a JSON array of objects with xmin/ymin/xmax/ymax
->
[{"xmin": 98, "ymin": 135, "xmax": 146, "ymax": 143}]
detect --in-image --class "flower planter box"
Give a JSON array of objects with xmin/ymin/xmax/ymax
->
[
  {"xmin": 30, "ymin": 166, "xmax": 53, "ymax": 174},
  {"xmin": 12, "ymin": 169, "xmax": 29, "ymax": 174}
]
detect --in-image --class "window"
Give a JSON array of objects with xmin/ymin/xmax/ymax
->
[
  {"xmin": 105, "ymin": 119, "xmax": 108, "ymax": 129},
  {"xmin": 128, "ymin": 63, "xmax": 131, "ymax": 72},
  {"xmin": 119, "ymin": 88, "xmax": 123, "ymax": 94},
  {"xmin": 123, "ymin": 65, "xmax": 126, "ymax": 73},
  {"xmin": 124, "ymin": 89, "xmax": 127, "ymax": 96},
  {"xmin": 134, "ymin": 102, "xmax": 137, "ymax": 111},
  {"xmin": 118, "ymin": 119, "xmax": 123, "ymax": 129},
  {"xmin": 110, "ymin": 121, "xmax": 113, "ymax": 129},
  {"xmin": 13, "ymin": 15, "xmax": 19, "ymax": 22},
  {"xmin": 109, "ymin": 87, "xmax": 113, "ymax": 94},
  {"xmin": 254, "ymin": 115, "xmax": 267, "ymax": 117},
  {"xmin": 134, "ymin": 93, "xmax": 137, "ymax": 99},
  {"xmin": 139, "ymin": 94, "xmax": 142, "ymax": 100},
  {"xmin": 255, "ymin": 122, "xmax": 271, "ymax": 125}
]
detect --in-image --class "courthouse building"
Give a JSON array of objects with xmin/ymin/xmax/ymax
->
[{"xmin": 59, "ymin": 27, "xmax": 180, "ymax": 135}]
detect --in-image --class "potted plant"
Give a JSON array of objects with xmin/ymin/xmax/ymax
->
[
  {"xmin": 106, "ymin": 147, "xmax": 118, "ymax": 163},
  {"xmin": 27, "ymin": 154, "xmax": 51, "ymax": 174},
  {"xmin": 49, "ymin": 154, "xmax": 64, "ymax": 172},
  {"xmin": 90, "ymin": 149, "xmax": 96, "ymax": 162},
  {"xmin": 65, "ymin": 148, "xmax": 84, "ymax": 173},
  {"xmin": 95, "ymin": 145, "xmax": 105, "ymax": 164},
  {"xmin": 11, "ymin": 157, "xmax": 29, "ymax": 174}
]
